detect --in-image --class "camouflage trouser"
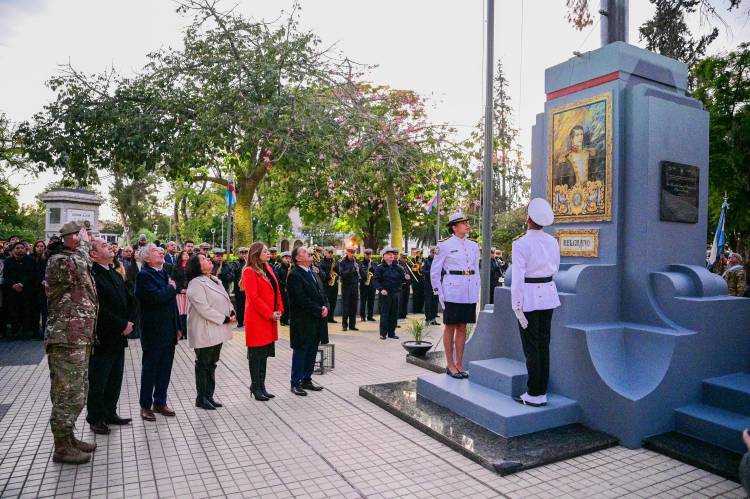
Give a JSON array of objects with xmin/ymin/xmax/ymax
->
[{"xmin": 47, "ymin": 345, "xmax": 90, "ymax": 438}]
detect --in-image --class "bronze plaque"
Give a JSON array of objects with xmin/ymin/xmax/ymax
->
[{"xmin": 660, "ymin": 161, "xmax": 699, "ymax": 224}]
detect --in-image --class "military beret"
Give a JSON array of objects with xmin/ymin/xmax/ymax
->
[
  {"xmin": 59, "ymin": 221, "xmax": 84, "ymax": 236},
  {"xmin": 237, "ymin": 247, "xmax": 249, "ymax": 253},
  {"xmin": 213, "ymin": 248, "xmax": 226, "ymax": 255}
]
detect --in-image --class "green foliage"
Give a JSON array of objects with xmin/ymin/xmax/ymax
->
[
  {"xmin": 692, "ymin": 43, "xmax": 750, "ymax": 253},
  {"xmin": 0, "ymin": 179, "xmax": 45, "ymax": 241},
  {"xmin": 492, "ymin": 207, "xmax": 528, "ymax": 255},
  {"xmin": 406, "ymin": 318, "xmax": 430, "ymax": 344}
]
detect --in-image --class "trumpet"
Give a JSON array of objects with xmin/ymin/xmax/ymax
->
[{"xmin": 365, "ymin": 271, "xmax": 373, "ymax": 286}]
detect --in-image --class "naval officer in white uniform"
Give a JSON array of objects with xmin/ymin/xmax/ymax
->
[
  {"xmin": 511, "ymin": 198, "xmax": 561, "ymax": 407},
  {"xmin": 430, "ymin": 211, "xmax": 480, "ymax": 379}
]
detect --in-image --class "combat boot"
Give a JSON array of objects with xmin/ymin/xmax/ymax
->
[
  {"xmin": 71, "ymin": 435, "xmax": 96, "ymax": 453},
  {"xmin": 52, "ymin": 436, "xmax": 91, "ymax": 464}
]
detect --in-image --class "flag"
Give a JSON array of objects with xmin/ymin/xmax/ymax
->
[
  {"xmin": 424, "ymin": 195, "xmax": 440, "ymax": 214},
  {"xmin": 708, "ymin": 196, "xmax": 729, "ymax": 268},
  {"xmin": 225, "ymin": 182, "xmax": 237, "ymax": 208}
]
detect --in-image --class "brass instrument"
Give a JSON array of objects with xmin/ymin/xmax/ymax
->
[
  {"xmin": 312, "ymin": 253, "xmax": 321, "ymax": 266},
  {"xmin": 363, "ymin": 259, "xmax": 373, "ymax": 286},
  {"xmin": 327, "ymin": 269, "xmax": 338, "ymax": 286}
]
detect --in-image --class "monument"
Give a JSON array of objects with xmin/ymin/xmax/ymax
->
[
  {"xmin": 415, "ymin": 40, "xmax": 750, "ymax": 461},
  {"xmin": 39, "ymin": 188, "xmax": 104, "ymax": 240},
  {"xmin": 417, "ymin": 42, "xmax": 750, "ymax": 468}
]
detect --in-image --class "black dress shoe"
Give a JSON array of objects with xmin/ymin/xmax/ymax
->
[
  {"xmin": 380, "ymin": 335, "xmax": 386, "ymax": 340},
  {"xmin": 90, "ymin": 422, "xmax": 110, "ymax": 435},
  {"xmin": 367, "ymin": 317, "xmax": 375, "ymax": 321},
  {"xmin": 300, "ymin": 381, "xmax": 324, "ymax": 391},
  {"xmin": 388, "ymin": 335, "xmax": 399, "ymax": 340},
  {"xmin": 350, "ymin": 327, "xmax": 359, "ymax": 331},
  {"xmin": 195, "ymin": 398, "xmax": 216, "ymax": 410},
  {"xmin": 207, "ymin": 398, "xmax": 223, "ymax": 408},
  {"xmin": 105, "ymin": 415, "xmax": 132, "ymax": 425},
  {"xmin": 291, "ymin": 385, "xmax": 307, "ymax": 396},
  {"xmin": 329, "ymin": 319, "xmax": 338, "ymax": 323},
  {"xmin": 342, "ymin": 327, "xmax": 348, "ymax": 331}
]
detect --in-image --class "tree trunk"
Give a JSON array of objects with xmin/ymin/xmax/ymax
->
[
  {"xmin": 173, "ymin": 199, "xmax": 181, "ymax": 244},
  {"xmin": 384, "ymin": 182, "xmax": 403, "ymax": 252},
  {"xmin": 234, "ymin": 177, "xmax": 256, "ymax": 246}
]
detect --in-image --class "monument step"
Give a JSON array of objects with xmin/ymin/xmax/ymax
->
[
  {"xmin": 467, "ymin": 358, "xmax": 528, "ymax": 397},
  {"xmin": 674, "ymin": 403, "xmax": 749, "ymax": 455},
  {"xmin": 416, "ymin": 373, "xmax": 580, "ymax": 438},
  {"xmin": 702, "ymin": 372, "xmax": 750, "ymax": 417}
]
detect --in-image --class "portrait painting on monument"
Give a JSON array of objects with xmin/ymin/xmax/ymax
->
[{"xmin": 547, "ymin": 91, "xmax": 612, "ymax": 222}]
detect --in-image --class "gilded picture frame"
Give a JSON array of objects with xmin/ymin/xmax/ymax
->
[
  {"xmin": 547, "ymin": 91, "xmax": 613, "ymax": 223},
  {"xmin": 555, "ymin": 229, "xmax": 600, "ymax": 257}
]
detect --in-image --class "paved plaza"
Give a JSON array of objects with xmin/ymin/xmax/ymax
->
[{"xmin": 0, "ymin": 318, "xmax": 746, "ymax": 498}]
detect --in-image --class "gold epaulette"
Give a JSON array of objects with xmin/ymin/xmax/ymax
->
[
  {"xmin": 439, "ymin": 237, "xmax": 450, "ymax": 242},
  {"xmin": 512, "ymin": 233, "xmax": 524, "ymax": 241}
]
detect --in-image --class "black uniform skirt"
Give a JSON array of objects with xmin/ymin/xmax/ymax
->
[{"xmin": 443, "ymin": 302, "xmax": 477, "ymax": 325}]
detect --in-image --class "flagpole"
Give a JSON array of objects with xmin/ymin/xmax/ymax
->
[{"xmin": 435, "ymin": 173, "xmax": 442, "ymax": 244}]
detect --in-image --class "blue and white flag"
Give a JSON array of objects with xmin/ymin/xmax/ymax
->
[
  {"xmin": 708, "ymin": 196, "xmax": 729, "ymax": 267},
  {"xmin": 225, "ymin": 182, "xmax": 237, "ymax": 208}
]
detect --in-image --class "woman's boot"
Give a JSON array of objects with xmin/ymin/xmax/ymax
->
[
  {"xmin": 248, "ymin": 353, "xmax": 269, "ymax": 401},
  {"xmin": 259, "ymin": 356, "xmax": 275, "ymax": 398},
  {"xmin": 195, "ymin": 357, "xmax": 215, "ymax": 410}
]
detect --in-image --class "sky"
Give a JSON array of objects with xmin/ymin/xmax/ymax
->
[{"xmin": 1, "ymin": 0, "xmax": 748, "ymax": 220}]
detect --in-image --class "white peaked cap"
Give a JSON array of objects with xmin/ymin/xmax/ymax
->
[{"xmin": 528, "ymin": 198, "xmax": 554, "ymax": 226}]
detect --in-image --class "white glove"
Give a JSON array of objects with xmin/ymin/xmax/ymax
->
[
  {"xmin": 439, "ymin": 295, "xmax": 445, "ymax": 310},
  {"xmin": 514, "ymin": 309, "xmax": 529, "ymax": 330}
]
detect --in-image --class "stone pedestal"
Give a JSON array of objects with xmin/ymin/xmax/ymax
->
[
  {"xmin": 417, "ymin": 42, "xmax": 750, "ymax": 451},
  {"xmin": 39, "ymin": 189, "xmax": 104, "ymax": 239}
]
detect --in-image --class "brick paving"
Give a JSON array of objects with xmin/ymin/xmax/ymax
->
[{"xmin": 0, "ymin": 317, "xmax": 746, "ymax": 498}]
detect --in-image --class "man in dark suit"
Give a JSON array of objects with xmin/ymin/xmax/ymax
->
[
  {"xmin": 87, "ymin": 239, "xmax": 136, "ymax": 434},
  {"xmin": 286, "ymin": 246, "xmax": 329, "ymax": 396},
  {"xmin": 2, "ymin": 241, "xmax": 34, "ymax": 338},
  {"xmin": 135, "ymin": 244, "xmax": 181, "ymax": 421}
]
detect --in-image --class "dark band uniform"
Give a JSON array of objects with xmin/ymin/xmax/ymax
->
[
  {"xmin": 338, "ymin": 254, "xmax": 360, "ymax": 330},
  {"xmin": 373, "ymin": 248, "xmax": 406, "ymax": 339},
  {"xmin": 359, "ymin": 254, "xmax": 376, "ymax": 321},
  {"xmin": 319, "ymin": 254, "xmax": 339, "ymax": 323}
]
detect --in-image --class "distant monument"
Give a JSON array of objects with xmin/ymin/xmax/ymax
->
[
  {"xmin": 416, "ymin": 41, "xmax": 750, "ymax": 454},
  {"xmin": 39, "ymin": 188, "xmax": 104, "ymax": 240}
]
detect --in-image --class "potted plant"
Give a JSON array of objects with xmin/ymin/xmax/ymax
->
[{"xmin": 402, "ymin": 319, "xmax": 433, "ymax": 357}]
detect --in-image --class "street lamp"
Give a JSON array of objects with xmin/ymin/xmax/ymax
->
[
  {"xmin": 152, "ymin": 223, "xmax": 158, "ymax": 240},
  {"xmin": 211, "ymin": 227, "xmax": 216, "ymax": 248}
]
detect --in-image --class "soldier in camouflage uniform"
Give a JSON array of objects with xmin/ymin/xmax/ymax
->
[
  {"xmin": 724, "ymin": 253, "xmax": 747, "ymax": 297},
  {"xmin": 45, "ymin": 221, "xmax": 99, "ymax": 464}
]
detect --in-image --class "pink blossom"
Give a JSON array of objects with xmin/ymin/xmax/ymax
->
[
  {"xmin": 319, "ymin": 153, "xmax": 326, "ymax": 160},
  {"xmin": 377, "ymin": 203, "xmax": 383, "ymax": 209},
  {"xmin": 315, "ymin": 191, "xmax": 320, "ymax": 197}
]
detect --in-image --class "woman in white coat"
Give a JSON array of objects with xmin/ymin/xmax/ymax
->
[{"xmin": 186, "ymin": 253, "xmax": 236, "ymax": 410}]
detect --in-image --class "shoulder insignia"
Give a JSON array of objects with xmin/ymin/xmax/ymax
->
[
  {"xmin": 512, "ymin": 233, "xmax": 524, "ymax": 241},
  {"xmin": 439, "ymin": 237, "xmax": 449, "ymax": 242}
]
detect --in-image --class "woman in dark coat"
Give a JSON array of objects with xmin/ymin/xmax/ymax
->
[
  {"xmin": 30, "ymin": 240, "xmax": 48, "ymax": 339},
  {"xmin": 172, "ymin": 250, "xmax": 190, "ymax": 339}
]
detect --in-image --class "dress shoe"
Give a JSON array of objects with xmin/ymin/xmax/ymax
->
[
  {"xmin": 195, "ymin": 397, "xmax": 216, "ymax": 410},
  {"xmin": 342, "ymin": 327, "xmax": 348, "ymax": 331},
  {"xmin": 350, "ymin": 327, "xmax": 359, "ymax": 331},
  {"xmin": 380, "ymin": 335, "xmax": 386, "ymax": 340},
  {"xmin": 367, "ymin": 317, "xmax": 375, "ymax": 321},
  {"xmin": 300, "ymin": 381, "xmax": 324, "ymax": 391},
  {"xmin": 105, "ymin": 415, "xmax": 132, "ymax": 425},
  {"xmin": 360, "ymin": 317, "xmax": 367, "ymax": 322},
  {"xmin": 89, "ymin": 422, "xmax": 110, "ymax": 435},
  {"xmin": 388, "ymin": 335, "xmax": 400, "ymax": 340},
  {"xmin": 208, "ymin": 397, "xmax": 223, "ymax": 407},
  {"xmin": 328, "ymin": 319, "xmax": 338, "ymax": 323},
  {"xmin": 430, "ymin": 320, "xmax": 441, "ymax": 326},
  {"xmin": 251, "ymin": 390, "xmax": 270, "ymax": 401},
  {"xmin": 291, "ymin": 384, "xmax": 307, "ymax": 396},
  {"xmin": 140, "ymin": 408, "xmax": 156, "ymax": 421},
  {"xmin": 153, "ymin": 405, "xmax": 176, "ymax": 417}
]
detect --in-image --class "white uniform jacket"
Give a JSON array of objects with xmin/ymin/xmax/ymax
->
[
  {"xmin": 510, "ymin": 229, "xmax": 561, "ymax": 312},
  {"xmin": 430, "ymin": 235, "xmax": 480, "ymax": 305}
]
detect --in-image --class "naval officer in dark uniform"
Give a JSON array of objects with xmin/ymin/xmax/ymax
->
[
  {"xmin": 373, "ymin": 247, "xmax": 407, "ymax": 340},
  {"xmin": 511, "ymin": 198, "xmax": 561, "ymax": 407}
]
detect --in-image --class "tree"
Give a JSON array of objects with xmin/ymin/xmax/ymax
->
[
  {"xmin": 109, "ymin": 170, "xmax": 161, "ymax": 245},
  {"xmin": 639, "ymin": 0, "xmax": 719, "ymax": 86},
  {"xmin": 692, "ymin": 43, "xmax": 750, "ymax": 255}
]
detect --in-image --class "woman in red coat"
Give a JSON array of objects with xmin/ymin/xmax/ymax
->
[{"xmin": 242, "ymin": 242, "xmax": 284, "ymax": 401}]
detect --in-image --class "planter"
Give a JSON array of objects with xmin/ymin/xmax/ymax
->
[{"xmin": 402, "ymin": 341, "xmax": 433, "ymax": 358}]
